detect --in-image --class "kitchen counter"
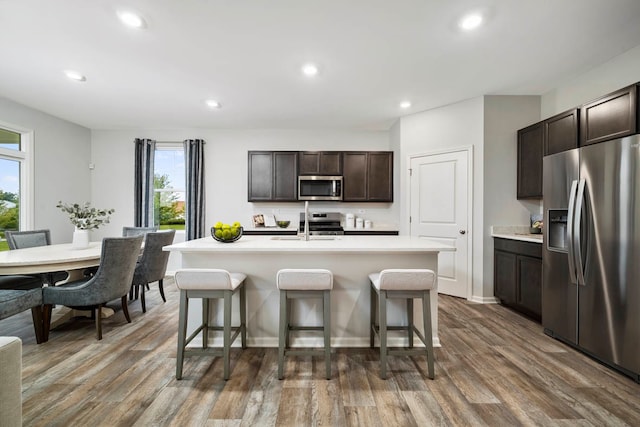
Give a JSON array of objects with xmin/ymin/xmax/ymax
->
[
  {"xmin": 165, "ymin": 235, "xmax": 453, "ymax": 348},
  {"xmin": 491, "ymin": 226, "xmax": 543, "ymax": 244}
]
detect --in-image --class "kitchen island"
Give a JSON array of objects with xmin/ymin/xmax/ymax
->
[{"xmin": 164, "ymin": 235, "xmax": 454, "ymax": 348}]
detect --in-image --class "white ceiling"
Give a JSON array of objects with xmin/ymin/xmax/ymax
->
[{"xmin": 1, "ymin": 0, "xmax": 640, "ymax": 131}]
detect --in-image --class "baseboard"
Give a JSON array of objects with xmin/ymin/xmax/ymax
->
[{"xmin": 469, "ymin": 295, "xmax": 500, "ymax": 304}]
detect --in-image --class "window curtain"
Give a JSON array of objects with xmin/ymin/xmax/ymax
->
[
  {"xmin": 184, "ymin": 139, "xmax": 205, "ymax": 240},
  {"xmin": 133, "ymin": 138, "xmax": 156, "ymax": 227}
]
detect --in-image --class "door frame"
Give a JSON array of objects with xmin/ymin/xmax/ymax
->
[{"xmin": 408, "ymin": 145, "xmax": 474, "ymax": 300}]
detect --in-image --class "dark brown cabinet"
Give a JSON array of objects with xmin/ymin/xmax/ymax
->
[
  {"xmin": 517, "ymin": 122, "xmax": 543, "ymax": 199},
  {"xmin": 299, "ymin": 151, "xmax": 342, "ymax": 175},
  {"xmin": 580, "ymin": 84, "xmax": 638, "ymax": 146},
  {"xmin": 544, "ymin": 108, "xmax": 579, "ymax": 156},
  {"xmin": 494, "ymin": 238, "xmax": 542, "ymax": 320},
  {"xmin": 248, "ymin": 151, "xmax": 298, "ymax": 202},
  {"xmin": 343, "ymin": 151, "xmax": 393, "ymax": 202}
]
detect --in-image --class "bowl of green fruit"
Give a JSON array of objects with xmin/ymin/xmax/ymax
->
[
  {"xmin": 211, "ymin": 221, "xmax": 243, "ymax": 243},
  {"xmin": 276, "ymin": 220, "xmax": 290, "ymax": 228}
]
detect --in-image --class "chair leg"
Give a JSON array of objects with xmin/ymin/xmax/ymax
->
[
  {"xmin": 158, "ymin": 279, "xmax": 166, "ymax": 302},
  {"xmin": 96, "ymin": 305, "xmax": 103, "ymax": 340},
  {"xmin": 240, "ymin": 284, "xmax": 247, "ymax": 348},
  {"xmin": 42, "ymin": 304, "xmax": 53, "ymax": 342},
  {"xmin": 423, "ymin": 291, "xmax": 435, "ymax": 380},
  {"xmin": 323, "ymin": 289, "xmax": 331, "ymax": 380},
  {"xmin": 407, "ymin": 298, "xmax": 414, "ymax": 348},
  {"xmin": 31, "ymin": 306, "xmax": 44, "ymax": 344},
  {"xmin": 121, "ymin": 296, "xmax": 131, "ymax": 323},
  {"xmin": 223, "ymin": 290, "xmax": 232, "ymax": 381},
  {"xmin": 141, "ymin": 284, "xmax": 147, "ymax": 313},
  {"xmin": 129, "ymin": 286, "xmax": 134, "ymax": 301},
  {"xmin": 379, "ymin": 290, "xmax": 388, "ymax": 379},
  {"xmin": 176, "ymin": 291, "xmax": 188, "ymax": 380},
  {"xmin": 202, "ymin": 298, "xmax": 210, "ymax": 348},
  {"xmin": 278, "ymin": 291, "xmax": 287, "ymax": 380},
  {"xmin": 370, "ymin": 283, "xmax": 376, "ymax": 348}
]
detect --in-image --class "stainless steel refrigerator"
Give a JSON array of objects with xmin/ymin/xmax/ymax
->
[{"xmin": 543, "ymin": 134, "xmax": 640, "ymax": 382}]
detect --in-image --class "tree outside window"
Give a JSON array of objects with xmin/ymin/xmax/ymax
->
[{"xmin": 154, "ymin": 146, "xmax": 185, "ymax": 230}]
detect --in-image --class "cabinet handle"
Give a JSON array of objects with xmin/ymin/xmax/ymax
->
[{"xmin": 459, "ymin": 230, "xmax": 466, "ymax": 235}]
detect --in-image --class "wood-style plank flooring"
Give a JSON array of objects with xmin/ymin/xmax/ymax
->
[{"xmin": 1, "ymin": 278, "xmax": 639, "ymax": 426}]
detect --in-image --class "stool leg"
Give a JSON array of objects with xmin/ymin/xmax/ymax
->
[
  {"xmin": 176, "ymin": 291, "xmax": 188, "ymax": 380},
  {"xmin": 223, "ymin": 290, "xmax": 232, "ymax": 381},
  {"xmin": 240, "ymin": 284, "xmax": 247, "ymax": 349},
  {"xmin": 278, "ymin": 291, "xmax": 287, "ymax": 380},
  {"xmin": 202, "ymin": 298, "xmax": 210, "ymax": 348},
  {"xmin": 379, "ymin": 290, "xmax": 388, "ymax": 379},
  {"xmin": 370, "ymin": 283, "xmax": 376, "ymax": 348},
  {"xmin": 407, "ymin": 298, "xmax": 414, "ymax": 348},
  {"xmin": 285, "ymin": 295, "xmax": 292, "ymax": 349},
  {"xmin": 422, "ymin": 291, "xmax": 435, "ymax": 380},
  {"xmin": 323, "ymin": 289, "xmax": 331, "ymax": 380}
]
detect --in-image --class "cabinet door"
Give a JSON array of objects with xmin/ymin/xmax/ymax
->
[
  {"xmin": 343, "ymin": 152, "xmax": 368, "ymax": 201},
  {"xmin": 517, "ymin": 254, "xmax": 542, "ymax": 318},
  {"xmin": 319, "ymin": 152, "xmax": 342, "ymax": 175},
  {"xmin": 248, "ymin": 151, "xmax": 273, "ymax": 201},
  {"xmin": 544, "ymin": 109, "xmax": 579, "ymax": 156},
  {"xmin": 517, "ymin": 122, "xmax": 543, "ymax": 199},
  {"xmin": 273, "ymin": 152, "xmax": 298, "ymax": 201},
  {"xmin": 580, "ymin": 84, "xmax": 637, "ymax": 147},
  {"xmin": 299, "ymin": 152, "xmax": 320, "ymax": 175},
  {"xmin": 494, "ymin": 250, "xmax": 517, "ymax": 303},
  {"xmin": 367, "ymin": 152, "xmax": 393, "ymax": 202}
]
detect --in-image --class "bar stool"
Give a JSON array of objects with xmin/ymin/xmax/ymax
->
[
  {"xmin": 369, "ymin": 269, "xmax": 436, "ymax": 380},
  {"xmin": 277, "ymin": 268, "xmax": 333, "ymax": 380},
  {"xmin": 174, "ymin": 269, "xmax": 247, "ymax": 381}
]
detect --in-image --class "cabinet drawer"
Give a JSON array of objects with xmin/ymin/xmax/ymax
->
[{"xmin": 493, "ymin": 238, "xmax": 541, "ymax": 258}]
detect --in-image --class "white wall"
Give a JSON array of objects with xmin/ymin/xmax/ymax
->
[
  {"xmin": 398, "ymin": 97, "xmax": 485, "ymax": 299},
  {"xmin": 0, "ymin": 97, "xmax": 91, "ymax": 243},
  {"xmin": 483, "ymin": 95, "xmax": 541, "ymax": 296},
  {"xmin": 90, "ymin": 128, "xmax": 393, "ymax": 240},
  {"xmin": 541, "ymin": 44, "xmax": 640, "ymax": 118}
]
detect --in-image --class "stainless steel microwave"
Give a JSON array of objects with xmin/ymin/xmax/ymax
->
[{"xmin": 298, "ymin": 175, "xmax": 343, "ymax": 201}]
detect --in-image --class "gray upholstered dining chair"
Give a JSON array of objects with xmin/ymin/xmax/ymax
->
[
  {"xmin": 4, "ymin": 229, "xmax": 69, "ymax": 285},
  {"xmin": 42, "ymin": 235, "xmax": 143, "ymax": 340},
  {"xmin": 130, "ymin": 230, "xmax": 175, "ymax": 313},
  {"xmin": 122, "ymin": 226, "xmax": 158, "ymax": 237}
]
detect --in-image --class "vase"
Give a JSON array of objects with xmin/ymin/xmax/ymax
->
[{"xmin": 72, "ymin": 228, "xmax": 90, "ymax": 249}]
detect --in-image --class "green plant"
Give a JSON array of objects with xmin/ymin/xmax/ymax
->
[{"xmin": 56, "ymin": 201, "xmax": 115, "ymax": 230}]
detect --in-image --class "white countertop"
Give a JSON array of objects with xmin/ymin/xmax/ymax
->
[
  {"xmin": 165, "ymin": 235, "xmax": 454, "ymax": 253},
  {"xmin": 491, "ymin": 226, "xmax": 543, "ymax": 244}
]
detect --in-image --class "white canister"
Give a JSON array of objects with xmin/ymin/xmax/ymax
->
[
  {"xmin": 364, "ymin": 220, "xmax": 372, "ymax": 229},
  {"xmin": 356, "ymin": 217, "xmax": 364, "ymax": 229},
  {"xmin": 345, "ymin": 213, "xmax": 355, "ymax": 228}
]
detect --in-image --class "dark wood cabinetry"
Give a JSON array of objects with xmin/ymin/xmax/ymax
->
[
  {"xmin": 248, "ymin": 151, "xmax": 298, "ymax": 202},
  {"xmin": 494, "ymin": 238, "xmax": 542, "ymax": 320},
  {"xmin": 580, "ymin": 84, "xmax": 638, "ymax": 147},
  {"xmin": 299, "ymin": 151, "xmax": 342, "ymax": 175},
  {"xmin": 343, "ymin": 151, "xmax": 393, "ymax": 202},
  {"xmin": 544, "ymin": 108, "xmax": 579, "ymax": 156},
  {"xmin": 517, "ymin": 122, "xmax": 543, "ymax": 199}
]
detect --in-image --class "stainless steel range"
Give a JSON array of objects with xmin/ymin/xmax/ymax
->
[{"xmin": 299, "ymin": 212, "xmax": 344, "ymax": 236}]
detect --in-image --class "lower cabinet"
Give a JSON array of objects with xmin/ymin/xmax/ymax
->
[{"xmin": 494, "ymin": 238, "xmax": 542, "ymax": 321}]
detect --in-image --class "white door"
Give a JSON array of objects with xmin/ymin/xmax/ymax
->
[{"xmin": 410, "ymin": 149, "xmax": 471, "ymax": 299}]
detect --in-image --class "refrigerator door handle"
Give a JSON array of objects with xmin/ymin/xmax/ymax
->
[
  {"xmin": 567, "ymin": 180, "xmax": 579, "ymax": 284},
  {"xmin": 574, "ymin": 179, "xmax": 587, "ymax": 286}
]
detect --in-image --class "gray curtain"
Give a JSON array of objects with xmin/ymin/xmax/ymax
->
[
  {"xmin": 134, "ymin": 138, "xmax": 156, "ymax": 227},
  {"xmin": 184, "ymin": 139, "xmax": 205, "ymax": 240}
]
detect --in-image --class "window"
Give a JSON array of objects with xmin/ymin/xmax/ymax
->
[
  {"xmin": 153, "ymin": 144, "xmax": 185, "ymax": 231},
  {"xmin": 0, "ymin": 125, "xmax": 32, "ymax": 251}
]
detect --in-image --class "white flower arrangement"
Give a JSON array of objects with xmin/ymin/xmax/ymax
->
[{"xmin": 56, "ymin": 201, "xmax": 115, "ymax": 230}]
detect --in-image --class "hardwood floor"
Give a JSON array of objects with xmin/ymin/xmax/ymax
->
[{"xmin": 1, "ymin": 278, "xmax": 639, "ymax": 426}]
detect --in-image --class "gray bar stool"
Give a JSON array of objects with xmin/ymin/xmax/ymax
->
[
  {"xmin": 369, "ymin": 269, "xmax": 436, "ymax": 380},
  {"xmin": 277, "ymin": 268, "xmax": 333, "ymax": 380},
  {"xmin": 174, "ymin": 269, "xmax": 247, "ymax": 381}
]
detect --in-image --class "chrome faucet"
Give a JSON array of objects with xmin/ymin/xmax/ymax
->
[{"xmin": 301, "ymin": 201, "xmax": 310, "ymax": 241}]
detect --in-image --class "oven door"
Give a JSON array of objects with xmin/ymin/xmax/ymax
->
[{"xmin": 298, "ymin": 176, "xmax": 342, "ymax": 201}]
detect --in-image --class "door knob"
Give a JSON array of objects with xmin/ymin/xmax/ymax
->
[{"xmin": 459, "ymin": 230, "xmax": 466, "ymax": 235}]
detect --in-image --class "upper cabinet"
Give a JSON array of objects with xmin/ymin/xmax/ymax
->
[
  {"xmin": 580, "ymin": 84, "xmax": 638, "ymax": 146},
  {"xmin": 343, "ymin": 151, "xmax": 393, "ymax": 202},
  {"xmin": 517, "ymin": 122, "xmax": 543, "ymax": 199},
  {"xmin": 248, "ymin": 151, "xmax": 298, "ymax": 202},
  {"xmin": 544, "ymin": 108, "xmax": 579, "ymax": 156},
  {"xmin": 299, "ymin": 151, "xmax": 342, "ymax": 175}
]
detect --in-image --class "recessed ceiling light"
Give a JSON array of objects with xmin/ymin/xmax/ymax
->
[
  {"xmin": 205, "ymin": 100, "xmax": 221, "ymax": 109},
  {"xmin": 301, "ymin": 63, "xmax": 319, "ymax": 77},
  {"xmin": 400, "ymin": 101, "xmax": 412, "ymax": 109},
  {"xmin": 117, "ymin": 10, "xmax": 147, "ymax": 29},
  {"xmin": 64, "ymin": 70, "xmax": 86, "ymax": 82},
  {"xmin": 459, "ymin": 13, "xmax": 483, "ymax": 31}
]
